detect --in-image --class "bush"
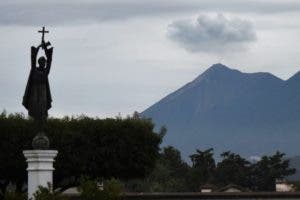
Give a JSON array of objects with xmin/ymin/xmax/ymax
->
[
  {"xmin": 33, "ymin": 185, "xmax": 68, "ymax": 200},
  {"xmin": 0, "ymin": 112, "xmax": 162, "ymax": 192},
  {"xmin": 2, "ymin": 191, "xmax": 26, "ymax": 200},
  {"xmin": 79, "ymin": 178, "xmax": 123, "ymax": 200}
]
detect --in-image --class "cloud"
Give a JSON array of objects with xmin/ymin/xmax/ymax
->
[
  {"xmin": 1, "ymin": 1, "xmax": 300, "ymax": 26},
  {"xmin": 0, "ymin": 1, "xmax": 194, "ymax": 26},
  {"xmin": 248, "ymin": 155, "xmax": 261, "ymax": 162},
  {"xmin": 167, "ymin": 14, "xmax": 257, "ymax": 53}
]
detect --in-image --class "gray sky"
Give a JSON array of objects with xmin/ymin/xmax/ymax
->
[{"xmin": 1, "ymin": 0, "xmax": 300, "ymax": 118}]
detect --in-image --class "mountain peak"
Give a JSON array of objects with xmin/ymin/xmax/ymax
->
[
  {"xmin": 204, "ymin": 63, "xmax": 240, "ymax": 75},
  {"xmin": 193, "ymin": 63, "xmax": 241, "ymax": 84},
  {"xmin": 205, "ymin": 63, "xmax": 232, "ymax": 73},
  {"xmin": 210, "ymin": 63, "xmax": 230, "ymax": 70}
]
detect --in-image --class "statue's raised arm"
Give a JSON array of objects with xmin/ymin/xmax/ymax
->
[
  {"xmin": 30, "ymin": 45, "xmax": 40, "ymax": 69},
  {"xmin": 42, "ymin": 42, "xmax": 53, "ymax": 75}
]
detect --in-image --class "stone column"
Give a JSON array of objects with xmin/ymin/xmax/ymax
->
[{"xmin": 23, "ymin": 150, "xmax": 58, "ymax": 200}]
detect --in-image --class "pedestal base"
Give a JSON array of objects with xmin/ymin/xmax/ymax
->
[{"xmin": 23, "ymin": 150, "xmax": 58, "ymax": 200}]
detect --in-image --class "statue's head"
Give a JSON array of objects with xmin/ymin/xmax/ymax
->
[{"xmin": 38, "ymin": 56, "xmax": 46, "ymax": 69}]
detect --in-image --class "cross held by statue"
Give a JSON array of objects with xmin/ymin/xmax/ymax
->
[{"xmin": 38, "ymin": 26, "xmax": 49, "ymax": 43}]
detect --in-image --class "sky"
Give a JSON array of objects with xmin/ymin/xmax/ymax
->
[{"xmin": 1, "ymin": 0, "xmax": 300, "ymax": 118}]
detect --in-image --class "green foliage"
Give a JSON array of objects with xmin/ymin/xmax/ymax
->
[
  {"xmin": 288, "ymin": 181, "xmax": 300, "ymax": 191},
  {"xmin": 103, "ymin": 179, "xmax": 123, "ymax": 200},
  {"xmin": 251, "ymin": 151, "xmax": 296, "ymax": 191},
  {"xmin": 125, "ymin": 146, "xmax": 190, "ymax": 192},
  {"xmin": 188, "ymin": 149, "xmax": 295, "ymax": 192},
  {"xmin": 188, "ymin": 148, "xmax": 215, "ymax": 191},
  {"xmin": 79, "ymin": 178, "xmax": 122, "ymax": 200},
  {"xmin": 0, "ymin": 111, "xmax": 296, "ymax": 193},
  {"xmin": 33, "ymin": 185, "xmax": 67, "ymax": 200},
  {"xmin": 215, "ymin": 151, "xmax": 251, "ymax": 188},
  {"xmin": 0, "ymin": 112, "xmax": 32, "ymax": 193},
  {"xmin": 79, "ymin": 179, "xmax": 104, "ymax": 200},
  {"xmin": 190, "ymin": 148, "xmax": 215, "ymax": 170},
  {"xmin": 130, "ymin": 147, "xmax": 296, "ymax": 192},
  {"xmin": 0, "ymin": 112, "xmax": 162, "ymax": 193},
  {"xmin": 2, "ymin": 191, "xmax": 26, "ymax": 200},
  {"xmin": 1, "ymin": 179, "xmax": 123, "ymax": 200}
]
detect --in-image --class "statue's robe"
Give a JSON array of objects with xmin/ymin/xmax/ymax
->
[{"xmin": 23, "ymin": 46, "xmax": 53, "ymax": 120}]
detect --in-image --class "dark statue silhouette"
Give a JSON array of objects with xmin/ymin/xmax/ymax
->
[{"xmin": 23, "ymin": 27, "xmax": 53, "ymax": 149}]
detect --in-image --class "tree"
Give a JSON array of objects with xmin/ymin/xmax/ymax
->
[
  {"xmin": 188, "ymin": 148, "xmax": 216, "ymax": 191},
  {"xmin": 215, "ymin": 151, "xmax": 251, "ymax": 188},
  {"xmin": 251, "ymin": 151, "xmax": 296, "ymax": 191},
  {"xmin": 0, "ymin": 112, "xmax": 162, "ymax": 193},
  {"xmin": 124, "ymin": 148, "xmax": 296, "ymax": 192},
  {"xmin": 0, "ymin": 112, "xmax": 33, "ymax": 193},
  {"xmin": 125, "ymin": 146, "xmax": 190, "ymax": 192},
  {"xmin": 161, "ymin": 146, "xmax": 189, "ymax": 178},
  {"xmin": 158, "ymin": 146, "xmax": 190, "ymax": 191}
]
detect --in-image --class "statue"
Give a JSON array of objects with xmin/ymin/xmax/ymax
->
[{"xmin": 23, "ymin": 27, "xmax": 53, "ymax": 149}]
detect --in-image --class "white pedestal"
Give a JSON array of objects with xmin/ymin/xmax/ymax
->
[{"xmin": 23, "ymin": 150, "xmax": 58, "ymax": 200}]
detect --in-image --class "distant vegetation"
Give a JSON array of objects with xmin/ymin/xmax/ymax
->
[
  {"xmin": 0, "ymin": 112, "xmax": 296, "ymax": 195},
  {"xmin": 126, "ymin": 147, "xmax": 296, "ymax": 192}
]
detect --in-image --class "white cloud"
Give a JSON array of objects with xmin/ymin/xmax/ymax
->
[
  {"xmin": 167, "ymin": 14, "xmax": 257, "ymax": 53},
  {"xmin": 249, "ymin": 155, "xmax": 261, "ymax": 162}
]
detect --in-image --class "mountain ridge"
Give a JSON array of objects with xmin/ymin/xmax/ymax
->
[{"xmin": 142, "ymin": 63, "xmax": 300, "ymax": 160}]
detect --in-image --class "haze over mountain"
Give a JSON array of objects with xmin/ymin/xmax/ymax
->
[{"xmin": 142, "ymin": 63, "xmax": 300, "ymax": 160}]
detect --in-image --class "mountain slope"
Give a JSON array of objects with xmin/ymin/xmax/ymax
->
[{"xmin": 142, "ymin": 64, "xmax": 300, "ymax": 159}]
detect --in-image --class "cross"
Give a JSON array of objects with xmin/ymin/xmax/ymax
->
[{"xmin": 38, "ymin": 26, "xmax": 49, "ymax": 43}]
